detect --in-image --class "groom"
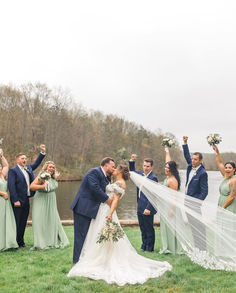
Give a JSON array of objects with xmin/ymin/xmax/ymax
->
[{"xmin": 71, "ymin": 157, "xmax": 115, "ymax": 264}]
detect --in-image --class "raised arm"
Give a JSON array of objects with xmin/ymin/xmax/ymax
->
[
  {"xmin": 212, "ymin": 145, "xmax": 225, "ymax": 176},
  {"xmin": 30, "ymin": 144, "xmax": 46, "ymax": 171},
  {"xmin": 0, "ymin": 151, "xmax": 9, "ymax": 178},
  {"xmin": 164, "ymin": 146, "xmax": 171, "ymax": 163},
  {"xmin": 129, "ymin": 154, "xmax": 137, "ymax": 171},
  {"xmin": 182, "ymin": 136, "xmax": 192, "ymax": 165},
  {"xmin": 222, "ymin": 178, "xmax": 236, "ymax": 209}
]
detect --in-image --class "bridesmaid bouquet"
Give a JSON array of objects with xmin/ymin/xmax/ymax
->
[
  {"xmin": 161, "ymin": 137, "xmax": 175, "ymax": 148},
  {"xmin": 39, "ymin": 171, "xmax": 51, "ymax": 181},
  {"xmin": 97, "ymin": 219, "xmax": 125, "ymax": 244},
  {"xmin": 207, "ymin": 134, "xmax": 222, "ymax": 146},
  {"xmin": 39, "ymin": 171, "xmax": 51, "ymax": 191}
]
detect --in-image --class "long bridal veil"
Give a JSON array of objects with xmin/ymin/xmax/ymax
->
[{"xmin": 130, "ymin": 172, "xmax": 236, "ymax": 271}]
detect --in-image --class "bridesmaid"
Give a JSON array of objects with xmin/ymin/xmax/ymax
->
[
  {"xmin": 0, "ymin": 150, "xmax": 18, "ymax": 251},
  {"xmin": 212, "ymin": 145, "xmax": 236, "ymax": 212},
  {"xmin": 30, "ymin": 161, "xmax": 69, "ymax": 249},
  {"xmin": 159, "ymin": 145, "xmax": 184, "ymax": 254}
]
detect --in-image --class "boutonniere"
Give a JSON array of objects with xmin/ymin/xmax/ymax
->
[{"xmin": 24, "ymin": 166, "xmax": 29, "ymax": 172}]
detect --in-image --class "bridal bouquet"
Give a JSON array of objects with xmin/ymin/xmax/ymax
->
[
  {"xmin": 207, "ymin": 134, "xmax": 222, "ymax": 146},
  {"xmin": 97, "ymin": 219, "xmax": 125, "ymax": 244},
  {"xmin": 161, "ymin": 137, "xmax": 175, "ymax": 148}
]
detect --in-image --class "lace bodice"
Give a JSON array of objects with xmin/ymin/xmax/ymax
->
[{"xmin": 106, "ymin": 182, "xmax": 125, "ymax": 199}]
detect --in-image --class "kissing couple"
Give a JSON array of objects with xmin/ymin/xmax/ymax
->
[{"xmin": 67, "ymin": 157, "xmax": 172, "ymax": 286}]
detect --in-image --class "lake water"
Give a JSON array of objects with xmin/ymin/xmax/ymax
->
[{"xmin": 29, "ymin": 170, "xmax": 223, "ymax": 220}]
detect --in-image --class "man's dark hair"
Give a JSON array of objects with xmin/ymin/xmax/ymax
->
[
  {"xmin": 193, "ymin": 152, "xmax": 203, "ymax": 160},
  {"xmin": 143, "ymin": 158, "xmax": 154, "ymax": 166},
  {"xmin": 15, "ymin": 153, "xmax": 26, "ymax": 159},
  {"xmin": 100, "ymin": 157, "xmax": 114, "ymax": 166}
]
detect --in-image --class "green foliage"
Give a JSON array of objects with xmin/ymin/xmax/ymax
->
[
  {"xmin": 0, "ymin": 83, "xmax": 182, "ymax": 179},
  {"xmin": 0, "ymin": 226, "xmax": 235, "ymax": 293}
]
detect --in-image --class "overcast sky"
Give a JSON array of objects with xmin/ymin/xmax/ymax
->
[{"xmin": 1, "ymin": 0, "xmax": 236, "ymax": 153}]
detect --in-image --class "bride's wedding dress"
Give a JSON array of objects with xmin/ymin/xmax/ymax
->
[{"xmin": 68, "ymin": 182, "xmax": 172, "ymax": 286}]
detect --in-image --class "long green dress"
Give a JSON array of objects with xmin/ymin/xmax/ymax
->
[
  {"xmin": 215, "ymin": 176, "xmax": 236, "ymax": 257},
  {"xmin": 32, "ymin": 178, "xmax": 69, "ymax": 249},
  {"xmin": 0, "ymin": 177, "xmax": 18, "ymax": 251},
  {"xmin": 218, "ymin": 176, "xmax": 236, "ymax": 213},
  {"xmin": 159, "ymin": 178, "xmax": 184, "ymax": 254}
]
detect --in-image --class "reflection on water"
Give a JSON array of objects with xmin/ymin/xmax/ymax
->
[{"xmin": 29, "ymin": 170, "xmax": 223, "ymax": 220}]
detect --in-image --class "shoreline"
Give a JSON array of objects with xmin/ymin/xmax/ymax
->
[{"xmin": 27, "ymin": 219, "xmax": 160, "ymax": 227}]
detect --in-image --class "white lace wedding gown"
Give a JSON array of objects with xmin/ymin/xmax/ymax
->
[{"xmin": 68, "ymin": 183, "xmax": 172, "ymax": 286}]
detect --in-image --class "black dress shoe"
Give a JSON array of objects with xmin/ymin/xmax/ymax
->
[{"xmin": 19, "ymin": 244, "xmax": 27, "ymax": 248}]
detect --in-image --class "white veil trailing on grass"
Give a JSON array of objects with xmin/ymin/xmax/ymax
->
[{"xmin": 130, "ymin": 172, "xmax": 236, "ymax": 271}]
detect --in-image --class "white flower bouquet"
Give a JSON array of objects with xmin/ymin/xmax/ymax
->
[
  {"xmin": 207, "ymin": 134, "xmax": 222, "ymax": 146},
  {"xmin": 39, "ymin": 171, "xmax": 51, "ymax": 181},
  {"xmin": 161, "ymin": 137, "xmax": 175, "ymax": 148},
  {"xmin": 97, "ymin": 219, "xmax": 125, "ymax": 244}
]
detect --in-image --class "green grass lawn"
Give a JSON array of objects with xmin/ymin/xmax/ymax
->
[{"xmin": 0, "ymin": 226, "xmax": 235, "ymax": 293}]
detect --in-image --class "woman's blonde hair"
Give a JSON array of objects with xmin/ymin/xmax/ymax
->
[{"xmin": 41, "ymin": 161, "xmax": 60, "ymax": 180}]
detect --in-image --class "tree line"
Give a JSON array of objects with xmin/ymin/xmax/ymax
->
[{"xmin": 0, "ymin": 83, "xmax": 182, "ymax": 180}]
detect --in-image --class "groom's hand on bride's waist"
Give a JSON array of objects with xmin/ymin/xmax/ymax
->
[{"xmin": 106, "ymin": 197, "xmax": 112, "ymax": 207}]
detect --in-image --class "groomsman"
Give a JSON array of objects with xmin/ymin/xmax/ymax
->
[
  {"xmin": 182, "ymin": 136, "xmax": 208, "ymax": 250},
  {"xmin": 8, "ymin": 145, "xmax": 46, "ymax": 247},
  {"xmin": 129, "ymin": 155, "xmax": 158, "ymax": 252}
]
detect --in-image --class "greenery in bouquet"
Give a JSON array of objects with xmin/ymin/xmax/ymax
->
[
  {"xmin": 97, "ymin": 219, "xmax": 125, "ymax": 244},
  {"xmin": 161, "ymin": 137, "xmax": 175, "ymax": 148},
  {"xmin": 207, "ymin": 134, "xmax": 222, "ymax": 146}
]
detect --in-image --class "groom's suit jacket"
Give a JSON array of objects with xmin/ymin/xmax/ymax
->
[
  {"xmin": 71, "ymin": 166, "xmax": 109, "ymax": 219},
  {"xmin": 129, "ymin": 161, "xmax": 158, "ymax": 215},
  {"xmin": 8, "ymin": 153, "xmax": 46, "ymax": 208},
  {"xmin": 183, "ymin": 144, "xmax": 208, "ymax": 201}
]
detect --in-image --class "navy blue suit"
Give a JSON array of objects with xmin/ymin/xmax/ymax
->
[
  {"xmin": 183, "ymin": 144, "xmax": 208, "ymax": 200},
  {"xmin": 183, "ymin": 144, "xmax": 208, "ymax": 250},
  {"xmin": 129, "ymin": 160, "xmax": 158, "ymax": 252},
  {"xmin": 71, "ymin": 166, "xmax": 109, "ymax": 263},
  {"xmin": 8, "ymin": 153, "xmax": 45, "ymax": 246}
]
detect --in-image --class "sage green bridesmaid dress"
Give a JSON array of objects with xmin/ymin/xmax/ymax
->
[
  {"xmin": 215, "ymin": 176, "xmax": 236, "ymax": 256},
  {"xmin": 32, "ymin": 178, "xmax": 69, "ymax": 249},
  {"xmin": 218, "ymin": 176, "xmax": 236, "ymax": 213},
  {"xmin": 0, "ymin": 178, "xmax": 18, "ymax": 251},
  {"xmin": 159, "ymin": 178, "xmax": 184, "ymax": 254}
]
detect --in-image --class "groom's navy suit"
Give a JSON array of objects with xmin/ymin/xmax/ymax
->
[
  {"xmin": 183, "ymin": 144, "xmax": 208, "ymax": 251},
  {"xmin": 8, "ymin": 153, "xmax": 45, "ymax": 246},
  {"xmin": 129, "ymin": 161, "xmax": 157, "ymax": 252},
  {"xmin": 71, "ymin": 166, "xmax": 109, "ymax": 263}
]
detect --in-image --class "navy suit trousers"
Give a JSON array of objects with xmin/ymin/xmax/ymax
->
[
  {"xmin": 138, "ymin": 214, "xmax": 155, "ymax": 251},
  {"xmin": 73, "ymin": 212, "xmax": 91, "ymax": 264},
  {"xmin": 12, "ymin": 205, "xmax": 29, "ymax": 246}
]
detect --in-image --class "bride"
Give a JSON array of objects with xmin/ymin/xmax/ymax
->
[{"xmin": 68, "ymin": 164, "xmax": 172, "ymax": 286}]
